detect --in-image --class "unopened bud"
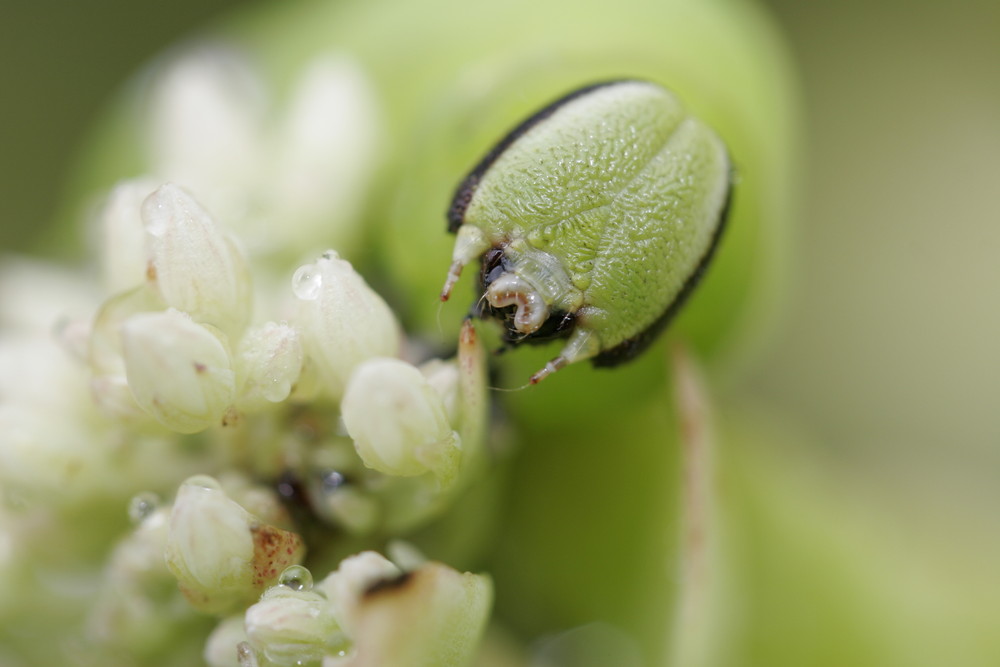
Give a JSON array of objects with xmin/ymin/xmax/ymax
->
[
  {"xmin": 293, "ymin": 251, "xmax": 400, "ymax": 399},
  {"xmin": 142, "ymin": 184, "xmax": 252, "ymax": 336},
  {"xmin": 315, "ymin": 551, "xmax": 401, "ymax": 635},
  {"xmin": 98, "ymin": 178, "xmax": 158, "ymax": 293},
  {"xmin": 121, "ymin": 308, "xmax": 235, "ymax": 433},
  {"xmin": 245, "ymin": 585, "xmax": 345, "ymax": 666},
  {"xmin": 236, "ymin": 322, "xmax": 304, "ymax": 410},
  {"xmin": 204, "ymin": 616, "xmax": 249, "ymax": 667},
  {"xmin": 419, "ymin": 358, "xmax": 461, "ymax": 424},
  {"xmin": 165, "ymin": 476, "xmax": 304, "ymax": 615},
  {"xmin": 88, "ymin": 284, "xmax": 165, "ymax": 418},
  {"xmin": 146, "ymin": 47, "xmax": 264, "ymax": 220},
  {"xmin": 268, "ymin": 55, "xmax": 380, "ymax": 257},
  {"xmin": 346, "ymin": 561, "xmax": 493, "ymax": 667},
  {"xmin": 341, "ymin": 358, "xmax": 460, "ymax": 486}
]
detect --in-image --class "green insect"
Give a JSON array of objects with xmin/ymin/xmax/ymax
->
[{"xmin": 440, "ymin": 80, "xmax": 732, "ymax": 384}]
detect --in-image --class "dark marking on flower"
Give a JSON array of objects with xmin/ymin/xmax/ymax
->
[
  {"xmin": 220, "ymin": 406, "xmax": 240, "ymax": 427},
  {"xmin": 363, "ymin": 571, "xmax": 414, "ymax": 598}
]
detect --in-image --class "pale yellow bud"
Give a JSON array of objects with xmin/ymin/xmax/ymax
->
[
  {"xmin": 165, "ymin": 476, "xmax": 304, "ymax": 615},
  {"xmin": 236, "ymin": 322, "xmax": 304, "ymax": 410},
  {"xmin": 204, "ymin": 616, "xmax": 249, "ymax": 667},
  {"xmin": 330, "ymin": 561, "xmax": 493, "ymax": 667},
  {"xmin": 98, "ymin": 178, "xmax": 158, "ymax": 293},
  {"xmin": 268, "ymin": 55, "xmax": 381, "ymax": 257},
  {"xmin": 293, "ymin": 251, "xmax": 400, "ymax": 399},
  {"xmin": 315, "ymin": 551, "xmax": 401, "ymax": 635},
  {"xmin": 142, "ymin": 183, "xmax": 252, "ymax": 336},
  {"xmin": 121, "ymin": 308, "xmax": 235, "ymax": 433},
  {"xmin": 146, "ymin": 47, "xmax": 264, "ymax": 219},
  {"xmin": 341, "ymin": 358, "xmax": 461, "ymax": 486},
  {"xmin": 245, "ymin": 586, "xmax": 345, "ymax": 666}
]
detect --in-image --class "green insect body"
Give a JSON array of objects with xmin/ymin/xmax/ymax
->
[{"xmin": 440, "ymin": 80, "xmax": 732, "ymax": 383}]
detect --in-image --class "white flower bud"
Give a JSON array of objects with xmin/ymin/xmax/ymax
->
[
  {"xmin": 245, "ymin": 587, "xmax": 344, "ymax": 666},
  {"xmin": 0, "ymin": 404, "xmax": 114, "ymax": 506},
  {"xmin": 235, "ymin": 322, "xmax": 303, "ymax": 410},
  {"xmin": 88, "ymin": 505, "xmax": 174, "ymax": 650},
  {"xmin": 341, "ymin": 358, "xmax": 461, "ymax": 486},
  {"xmin": 88, "ymin": 284, "xmax": 166, "ymax": 418},
  {"xmin": 98, "ymin": 178, "xmax": 158, "ymax": 293},
  {"xmin": 341, "ymin": 562, "xmax": 493, "ymax": 667},
  {"xmin": 293, "ymin": 252, "xmax": 400, "ymax": 399},
  {"xmin": 419, "ymin": 358, "xmax": 461, "ymax": 424},
  {"xmin": 147, "ymin": 47, "xmax": 265, "ymax": 220},
  {"xmin": 165, "ymin": 476, "xmax": 304, "ymax": 615},
  {"xmin": 315, "ymin": 551, "xmax": 401, "ymax": 635},
  {"xmin": 268, "ymin": 55, "xmax": 381, "ymax": 257},
  {"xmin": 121, "ymin": 308, "xmax": 235, "ymax": 433},
  {"xmin": 204, "ymin": 616, "xmax": 249, "ymax": 667},
  {"xmin": 142, "ymin": 183, "xmax": 252, "ymax": 336}
]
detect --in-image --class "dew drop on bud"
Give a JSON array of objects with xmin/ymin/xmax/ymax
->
[
  {"xmin": 278, "ymin": 564, "xmax": 314, "ymax": 591},
  {"xmin": 144, "ymin": 202, "xmax": 169, "ymax": 238},
  {"xmin": 321, "ymin": 470, "xmax": 347, "ymax": 492},
  {"xmin": 291, "ymin": 264, "xmax": 323, "ymax": 300},
  {"xmin": 262, "ymin": 376, "xmax": 290, "ymax": 403},
  {"xmin": 127, "ymin": 492, "xmax": 161, "ymax": 524}
]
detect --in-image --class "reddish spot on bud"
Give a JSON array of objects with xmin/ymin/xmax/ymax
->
[{"xmin": 250, "ymin": 523, "xmax": 304, "ymax": 589}]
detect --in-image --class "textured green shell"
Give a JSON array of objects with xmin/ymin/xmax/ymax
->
[{"xmin": 441, "ymin": 80, "xmax": 732, "ymax": 383}]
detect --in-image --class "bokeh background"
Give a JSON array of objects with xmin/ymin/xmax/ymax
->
[{"xmin": 2, "ymin": 0, "xmax": 998, "ymax": 663}]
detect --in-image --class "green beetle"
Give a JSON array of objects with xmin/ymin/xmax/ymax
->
[{"xmin": 440, "ymin": 80, "xmax": 732, "ymax": 383}]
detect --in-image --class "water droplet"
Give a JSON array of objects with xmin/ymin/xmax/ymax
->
[
  {"xmin": 144, "ymin": 198, "xmax": 170, "ymax": 238},
  {"xmin": 236, "ymin": 641, "xmax": 259, "ymax": 667},
  {"xmin": 278, "ymin": 564, "xmax": 313, "ymax": 591},
  {"xmin": 261, "ymin": 377, "xmax": 292, "ymax": 403},
  {"xmin": 321, "ymin": 470, "xmax": 347, "ymax": 492},
  {"xmin": 127, "ymin": 492, "xmax": 161, "ymax": 524},
  {"xmin": 292, "ymin": 264, "xmax": 322, "ymax": 300}
]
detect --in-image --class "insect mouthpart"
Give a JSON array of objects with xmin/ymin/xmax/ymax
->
[{"xmin": 484, "ymin": 272, "xmax": 549, "ymax": 335}]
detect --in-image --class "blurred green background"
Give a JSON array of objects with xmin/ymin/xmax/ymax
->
[{"xmin": 1, "ymin": 0, "xmax": 998, "ymax": 662}]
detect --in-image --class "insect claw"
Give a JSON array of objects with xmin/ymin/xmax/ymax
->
[
  {"xmin": 529, "ymin": 356, "xmax": 567, "ymax": 384},
  {"xmin": 439, "ymin": 260, "xmax": 464, "ymax": 302}
]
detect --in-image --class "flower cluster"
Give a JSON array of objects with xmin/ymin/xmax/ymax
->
[{"xmin": 0, "ymin": 48, "xmax": 491, "ymax": 666}]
